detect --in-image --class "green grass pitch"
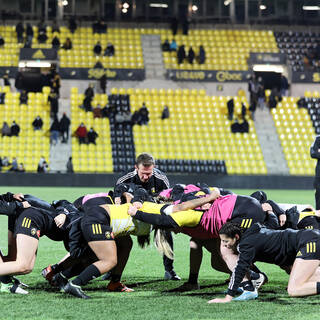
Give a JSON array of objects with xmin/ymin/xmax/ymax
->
[{"xmin": 0, "ymin": 187, "xmax": 319, "ymax": 320}]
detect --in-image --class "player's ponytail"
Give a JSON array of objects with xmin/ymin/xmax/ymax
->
[{"xmin": 154, "ymin": 228, "xmax": 174, "ymax": 260}]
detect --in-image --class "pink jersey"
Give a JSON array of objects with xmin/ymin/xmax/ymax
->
[
  {"xmin": 82, "ymin": 192, "xmax": 110, "ymax": 204},
  {"xmin": 181, "ymin": 194, "xmax": 237, "ymax": 239}
]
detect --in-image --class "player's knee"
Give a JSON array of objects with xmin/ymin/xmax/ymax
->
[
  {"xmin": 17, "ymin": 261, "xmax": 33, "ymax": 274},
  {"xmin": 287, "ymin": 284, "xmax": 299, "ymax": 297},
  {"xmin": 190, "ymin": 240, "xmax": 199, "ymax": 250}
]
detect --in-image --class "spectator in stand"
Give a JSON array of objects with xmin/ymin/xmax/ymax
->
[
  {"xmin": 161, "ymin": 105, "xmax": 170, "ymax": 120},
  {"xmin": 93, "ymin": 60, "xmax": 104, "ymax": 69},
  {"xmin": 227, "ymin": 98, "xmax": 234, "ymax": 120},
  {"xmin": 85, "ymin": 83, "xmax": 94, "ymax": 100},
  {"xmin": 52, "ymin": 20, "xmax": 60, "ymax": 33},
  {"xmin": 20, "ymin": 90, "xmax": 28, "ymax": 105},
  {"xmin": 100, "ymin": 74, "xmax": 107, "ymax": 94},
  {"xmin": 162, "ymin": 39, "xmax": 170, "ymax": 52},
  {"xmin": 81, "ymin": 95, "xmax": 93, "ymax": 112},
  {"xmin": 9, "ymin": 157, "xmax": 18, "ymax": 172},
  {"xmin": 3, "ymin": 73, "xmax": 10, "ymax": 87},
  {"xmin": 69, "ymin": 17, "xmax": 77, "ymax": 33},
  {"xmin": 93, "ymin": 104, "xmax": 102, "ymax": 118},
  {"xmin": 268, "ymin": 88, "xmax": 281, "ymax": 109},
  {"xmin": 50, "ymin": 116, "xmax": 60, "ymax": 145},
  {"xmin": 0, "ymin": 92, "xmax": 5, "ymax": 104},
  {"xmin": 32, "ymin": 115, "xmax": 43, "ymax": 131},
  {"xmin": 177, "ymin": 45, "xmax": 186, "ymax": 64},
  {"xmin": 10, "ymin": 121, "xmax": 20, "ymax": 137},
  {"xmin": 37, "ymin": 156, "xmax": 45, "ymax": 171},
  {"xmin": 37, "ymin": 30, "xmax": 48, "ymax": 43},
  {"xmin": 94, "ymin": 41, "xmax": 102, "ymax": 56},
  {"xmin": 1, "ymin": 121, "xmax": 10, "ymax": 136},
  {"xmin": 15, "ymin": 72, "xmax": 23, "ymax": 93},
  {"xmin": 187, "ymin": 47, "xmax": 195, "ymax": 64},
  {"xmin": 52, "ymin": 35, "xmax": 60, "ymax": 49},
  {"xmin": 171, "ymin": 17, "xmax": 178, "ymax": 36},
  {"xmin": 92, "ymin": 19, "xmax": 107, "ymax": 34},
  {"xmin": 132, "ymin": 110, "xmax": 142, "ymax": 125},
  {"xmin": 104, "ymin": 42, "xmax": 115, "ymax": 56},
  {"xmin": 198, "ymin": 45, "xmax": 206, "ymax": 64},
  {"xmin": 257, "ymin": 77, "xmax": 265, "ymax": 110},
  {"xmin": 139, "ymin": 102, "xmax": 149, "ymax": 125},
  {"xmin": 37, "ymin": 19, "xmax": 46, "ymax": 33},
  {"xmin": 38, "ymin": 158, "xmax": 49, "ymax": 173},
  {"xmin": 0, "ymin": 35, "xmax": 5, "ymax": 47},
  {"xmin": 75, "ymin": 123, "xmax": 88, "ymax": 144},
  {"xmin": 66, "ymin": 156, "xmax": 74, "ymax": 173},
  {"xmin": 18, "ymin": 163, "xmax": 25, "ymax": 173},
  {"xmin": 15, "ymin": 21, "xmax": 24, "ymax": 43},
  {"xmin": 26, "ymin": 23, "xmax": 33, "ymax": 43},
  {"xmin": 59, "ymin": 113, "xmax": 70, "ymax": 143},
  {"xmin": 62, "ymin": 37, "xmax": 72, "ymax": 50},
  {"xmin": 2, "ymin": 156, "xmax": 9, "ymax": 167},
  {"xmin": 51, "ymin": 73, "xmax": 61, "ymax": 96},
  {"xmin": 170, "ymin": 39, "xmax": 177, "ymax": 52},
  {"xmin": 48, "ymin": 90, "xmax": 59, "ymax": 118},
  {"xmin": 280, "ymin": 74, "xmax": 289, "ymax": 97},
  {"xmin": 87, "ymin": 127, "xmax": 98, "ymax": 145}
]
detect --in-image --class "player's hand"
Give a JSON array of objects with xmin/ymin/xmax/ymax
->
[
  {"xmin": 54, "ymin": 214, "xmax": 66, "ymax": 228},
  {"xmin": 278, "ymin": 214, "xmax": 286, "ymax": 226},
  {"xmin": 114, "ymin": 197, "xmax": 121, "ymax": 205},
  {"xmin": 128, "ymin": 205, "xmax": 138, "ymax": 217},
  {"xmin": 132, "ymin": 201, "xmax": 142, "ymax": 209},
  {"xmin": 261, "ymin": 203, "xmax": 272, "ymax": 212},
  {"xmin": 124, "ymin": 192, "xmax": 134, "ymax": 203},
  {"xmin": 208, "ymin": 188, "xmax": 220, "ymax": 201},
  {"xmin": 208, "ymin": 295, "xmax": 232, "ymax": 304},
  {"xmin": 22, "ymin": 201, "xmax": 31, "ymax": 208},
  {"xmin": 13, "ymin": 193, "xmax": 24, "ymax": 201}
]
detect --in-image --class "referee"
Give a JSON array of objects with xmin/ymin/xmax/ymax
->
[{"xmin": 115, "ymin": 152, "xmax": 180, "ymax": 281}]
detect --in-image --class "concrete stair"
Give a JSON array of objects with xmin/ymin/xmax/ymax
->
[
  {"xmin": 254, "ymin": 108, "xmax": 289, "ymax": 174},
  {"xmin": 49, "ymin": 98, "xmax": 72, "ymax": 172}
]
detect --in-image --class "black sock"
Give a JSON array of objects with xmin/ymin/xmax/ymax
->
[
  {"xmin": 110, "ymin": 274, "xmax": 121, "ymax": 283},
  {"xmin": 52, "ymin": 263, "xmax": 61, "ymax": 273},
  {"xmin": 240, "ymin": 280, "xmax": 254, "ymax": 291},
  {"xmin": 249, "ymin": 270, "xmax": 260, "ymax": 280},
  {"xmin": 72, "ymin": 264, "xmax": 101, "ymax": 286},
  {"xmin": 317, "ymin": 282, "xmax": 320, "ymax": 294},
  {"xmin": 188, "ymin": 273, "xmax": 198, "ymax": 284},
  {"xmin": 0, "ymin": 275, "xmax": 12, "ymax": 284}
]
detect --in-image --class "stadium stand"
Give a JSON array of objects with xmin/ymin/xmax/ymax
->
[
  {"xmin": 161, "ymin": 29, "xmax": 278, "ymax": 70},
  {"xmin": 271, "ymin": 95, "xmax": 316, "ymax": 175},
  {"xmin": 274, "ymin": 31, "xmax": 320, "ymax": 72},
  {"xmin": 70, "ymin": 87, "xmax": 113, "ymax": 173},
  {"xmin": 0, "ymin": 86, "xmax": 50, "ymax": 171}
]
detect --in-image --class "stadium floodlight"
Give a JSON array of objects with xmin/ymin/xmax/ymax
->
[
  {"xmin": 62, "ymin": 0, "xmax": 68, "ymax": 6},
  {"xmin": 260, "ymin": 4, "xmax": 266, "ymax": 10},
  {"xmin": 150, "ymin": 3, "xmax": 168, "ymax": 8},
  {"xmin": 224, "ymin": 0, "xmax": 231, "ymax": 6},
  {"xmin": 122, "ymin": 8, "xmax": 128, "ymax": 13},
  {"xmin": 302, "ymin": 5, "xmax": 320, "ymax": 10},
  {"xmin": 192, "ymin": 5, "xmax": 198, "ymax": 12},
  {"xmin": 123, "ymin": 2, "xmax": 129, "ymax": 9},
  {"xmin": 253, "ymin": 64, "xmax": 284, "ymax": 73}
]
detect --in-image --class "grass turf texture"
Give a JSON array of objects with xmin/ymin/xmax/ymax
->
[{"xmin": 0, "ymin": 187, "xmax": 318, "ymax": 320}]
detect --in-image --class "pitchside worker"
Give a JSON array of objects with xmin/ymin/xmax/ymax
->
[{"xmin": 115, "ymin": 152, "xmax": 180, "ymax": 280}]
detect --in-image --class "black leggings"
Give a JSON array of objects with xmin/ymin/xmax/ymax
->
[{"xmin": 231, "ymin": 195, "xmax": 266, "ymax": 229}]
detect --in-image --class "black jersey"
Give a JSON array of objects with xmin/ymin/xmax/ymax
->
[
  {"xmin": 227, "ymin": 223, "xmax": 313, "ymax": 296},
  {"xmin": 116, "ymin": 168, "xmax": 169, "ymax": 196}
]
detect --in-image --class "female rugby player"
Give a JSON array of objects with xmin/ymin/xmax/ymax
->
[{"xmin": 209, "ymin": 222, "xmax": 320, "ymax": 303}]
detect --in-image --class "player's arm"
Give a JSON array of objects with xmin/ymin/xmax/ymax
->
[
  {"xmin": 172, "ymin": 188, "xmax": 220, "ymax": 212},
  {"xmin": 128, "ymin": 206, "xmax": 179, "ymax": 229}
]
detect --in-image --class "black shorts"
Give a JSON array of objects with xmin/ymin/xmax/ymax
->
[
  {"xmin": 81, "ymin": 206, "xmax": 113, "ymax": 242},
  {"xmin": 296, "ymin": 230, "xmax": 320, "ymax": 260},
  {"xmin": 14, "ymin": 208, "xmax": 46, "ymax": 240},
  {"xmin": 297, "ymin": 216, "xmax": 320, "ymax": 230}
]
